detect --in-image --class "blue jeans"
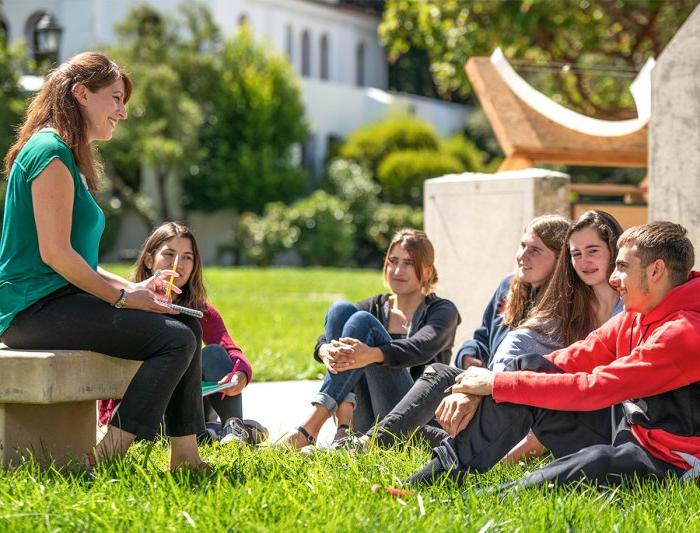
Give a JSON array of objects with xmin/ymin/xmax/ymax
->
[
  {"xmin": 202, "ymin": 344, "xmax": 243, "ymax": 423},
  {"xmin": 312, "ymin": 301, "xmax": 415, "ymax": 432}
]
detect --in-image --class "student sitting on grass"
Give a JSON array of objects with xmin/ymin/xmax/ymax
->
[
  {"xmin": 406, "ymin": 221, "xmax": 700, "ymax": 490},
  {"xmin": 0, "ymin": 52, "xmax": 208, "ymax": 471},
  {"xmin": 281, "ymin": 229, "xmax": 460, "ymax": 450},
  {"xmin": 99, "ymin": 222, "xmax": 267, "ymax": 446},
  {"xmin": 333, "ymin": 213, "xmax": 570, "ymax": 450}
]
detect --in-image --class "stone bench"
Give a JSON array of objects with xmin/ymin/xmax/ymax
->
[{"xmin": 0, "ymin": 344, "xmax": 140, "ymax": 467}]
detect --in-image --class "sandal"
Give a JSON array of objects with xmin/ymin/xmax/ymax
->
[{"xmin": 278, "ymin": 426, "xmax": 316, "ymax": 451}]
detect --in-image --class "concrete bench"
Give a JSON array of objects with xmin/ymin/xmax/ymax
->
[{"xmin": 0, "ymin": 344, "xmax": 140, "ymax": 467}]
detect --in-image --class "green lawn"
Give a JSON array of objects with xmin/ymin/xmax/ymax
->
[
  {"xmin": 106, "ymin": 265, "xmax": 385, "ymax": 382},
  {"xmin": 1, "ymin": 441, "xmax": 699, "ymax": 531},
  {"xmin": 3, "ymin": 267, "xmax": 699, "ymax": 530}
]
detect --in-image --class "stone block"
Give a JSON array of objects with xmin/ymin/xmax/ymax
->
[
  {"xmin": 649, "ymin": 4, "xmax": 700, "ymax": 267},
  {"xmin": 0, "ymin": 347, "xmax": 140, "ymax": 466},
  {"xmin": 424, "ymin": 169, "xmax": 569, "ymax": 353}
]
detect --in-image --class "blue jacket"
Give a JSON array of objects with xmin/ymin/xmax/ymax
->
[{"xmin": 454, "ymin": 274, "xmax": 513, "ymax": 369}]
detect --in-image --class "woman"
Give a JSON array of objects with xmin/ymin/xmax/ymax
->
[
  {"xmin": 492, "ymin": 209, "xmax": 623, "ymax": 462},
  {"xmin": 281, "ymin": 229, "xmax": 460, "ymax": 450},
  {"xmin": 0, "ymin": 52, "xmax": 206, "ymax": 470},
  {"xmin": 337, "ymin": 214, "xmax": 570, "ymax": 450},
  {"xmin": 98, "ymin": 222, "xmax": 267, "ymax": 446}
]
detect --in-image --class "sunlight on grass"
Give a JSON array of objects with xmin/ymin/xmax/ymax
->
[{"xmin": 105, "ymin": 266, "xmax": 385, "ymax": 381}]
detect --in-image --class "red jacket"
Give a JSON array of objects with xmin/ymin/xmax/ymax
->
[{"xmin": 493, "ymin": 272, "xmax": 700, "ymax": 470}]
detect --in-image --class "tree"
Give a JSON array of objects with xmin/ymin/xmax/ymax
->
[
  {"xmin": 380, "ymin": 0, "xmax": 698, "ymax": 118},
  {"xmin": 100, "ymin": 3, "xmax": 219, "ymax": 226},
  {"xmin": 184, "ymin": 27, "xmax": 308, "ymax": 214}
]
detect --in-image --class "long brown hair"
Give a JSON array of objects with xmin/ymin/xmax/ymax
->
[
  {"xmin": 3, "ymin": 51, "xmax": 132, "ymax": 190},
  {"xmin": 383, "ymin": 228, "xmax": 438, "ymax": 295},
  {"xmin": 524, "ymin": 210, "xmax": 622, "ymax": 346},
  {"xmin": 133, "ymin": 222, "xmax": 207, "ymax": 311},
  {"xmin": 502, "ymin": 215, "xmax": 569, "ymax": 328}
]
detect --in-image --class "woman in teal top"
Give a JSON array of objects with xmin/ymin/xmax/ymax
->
[{"xmin": 0, "ymin": 52, "xmax": 208, "ymax": 471}]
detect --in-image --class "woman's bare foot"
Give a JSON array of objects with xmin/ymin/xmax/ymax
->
[{"xmin": 169, "ymin": 434, "xmax": 207, "ymax": 470}]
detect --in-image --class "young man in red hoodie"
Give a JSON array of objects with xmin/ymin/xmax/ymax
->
[{"xmin": 407, "ymin": 221, "xmax": 700, "ymax": 488}]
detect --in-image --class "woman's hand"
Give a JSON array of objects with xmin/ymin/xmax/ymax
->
[
  {"xmin": 319, "ymin": 341, "xmax": 354, "ymax": 374},
  {"xmin": 332, "ymin": 337, "xmax": 383, "ymax": 371},
  {"xmin": 435, "ymin": 393, "xmax": 482, "ymax": 438},
  {"xmin": 217, "ymin": 371, "xmax": 248, "ymax": 396},
  {"xmin": 130, "ymin": 269, "xmax": 181, "ymax": 301},
  {"xmin": 121, "ymin": 289, "xmax": 178, "ymax": 314},
  {"xmin": 452, "ymin": 366, "xmax": 495, "ymax": 396}
]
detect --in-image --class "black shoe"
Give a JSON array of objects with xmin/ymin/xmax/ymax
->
[
  {"xmin": 405, "ymin": 457, "xmax": 467, "ymax": 486},
  {"xmin": 241, "ymin": 419, "xmax": 269, "ymax": 445},
  {"xmin": 197, "ymin": 422, "xmax": 222, "ymax": 445},
  {"xmin": 220, "ymin": 417, "xmax": 250, "ymax": 446}
]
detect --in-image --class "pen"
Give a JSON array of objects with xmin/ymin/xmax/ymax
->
[
  {"xmin": 221, "ymin": 359, "xmax": 241, "ymax": 400},
  {"xmin": 444, "ymin": 386, "xmax": 453, "ymax": 394},
  {"xmin": 165, "ymin": 254, "xmax": 178, "ymax": 301}
]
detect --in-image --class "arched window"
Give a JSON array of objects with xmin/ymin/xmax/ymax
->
[
  {"xmin": 285, "ymin": 24, "xmax": 293, "ymax": 61},
  {"xmin": 25, "ymin": 11, "xmax": 63, "ymax": 65},
  {"xmin": 319, "ymin": 34, "xmax": 329, "ymax": 81},
  {"xmin": 301, "ymin": 30, "xmax": 311, "ymax": 77},
  {"xmin": 355, "ymin": 42, "xmax": 366, "ymax": 87}
]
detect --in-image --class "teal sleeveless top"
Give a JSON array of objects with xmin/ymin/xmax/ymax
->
[{"xmin": 0, "ymin": 130, "xmax": 105, "ymax": 335}]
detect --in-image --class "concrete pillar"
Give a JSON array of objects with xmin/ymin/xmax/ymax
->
[
  {"xmin": 424, "ymin": 169, "xmax": 569, "ymax": 350},
  {"xmin": 649, "ymin": 5, "xmax": 700, "ymax": 268},
  {"xmin": 1, "ymin": 402, "xmax": 96, "ymax": 467}
]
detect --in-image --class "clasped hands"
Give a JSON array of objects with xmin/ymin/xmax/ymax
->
[
  {"xmin": 435, "ymin": 366, "xmax": 496, "ymax": 438},
  {"xmin": 320, "ymin": 338, "xmax": 383, "ymax": 374}
]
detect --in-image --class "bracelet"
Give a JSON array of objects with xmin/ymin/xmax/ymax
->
[{"xmin": 112, "ymin": 289, "xmax": 128, "ymax": 309}]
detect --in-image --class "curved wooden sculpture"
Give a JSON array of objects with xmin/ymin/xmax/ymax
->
[{"xmin": 466, "ymin": 49, "xmax": 654, "ymax": 170}]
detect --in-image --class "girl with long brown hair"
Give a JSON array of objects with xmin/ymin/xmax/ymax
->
[
  {"xmin": 98, "ymin": 222, "xmax": 267, "ymax": 446},
  {"xmin": 0, "ymin": 52, "xmax": 207, "ymax": 470}
]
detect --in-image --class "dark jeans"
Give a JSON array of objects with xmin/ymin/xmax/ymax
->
[
  {"xmin": 367, "ymin": 363, "xmax": 461, "ymax": 447},
  {"xmin": 312, "ymin": 301, "xmax": 415, "ymax": 433},
  {"xmin": 201, "ymin": 344, "xmax": 242, "ymax": 423},
  {"xmin": 2, "ymin": 285, "xmax": 205, "ymax": 440},
  {"xmin": 425, "ymin": 354, "xmax": 683, "ymax": 488}
]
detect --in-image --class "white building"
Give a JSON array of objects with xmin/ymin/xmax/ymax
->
[{"xmin": 1, "ymin": 0, "xmax": 468, "ymax": 261}]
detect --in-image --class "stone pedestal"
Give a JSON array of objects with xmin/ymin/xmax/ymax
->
[
  {"xmin": 0, "ymin": 347, "xmax": 140, "ymax": 467},
  {"xmin": 424, "ymin": 169, "xmax": 569, "ymax": 352},
  {"xmin": 649, "ymin": 5, "xmax": 700, "ymax": 268}
]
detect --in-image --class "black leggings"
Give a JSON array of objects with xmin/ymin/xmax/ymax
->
[{"xmin": 2, "ymin": 285, "xmax": 205, "ymax": 440}]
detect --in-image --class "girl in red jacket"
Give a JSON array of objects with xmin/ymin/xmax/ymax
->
[{"xmin": 99, "ymin": 222, "xmax": 267, "ymax": 446}]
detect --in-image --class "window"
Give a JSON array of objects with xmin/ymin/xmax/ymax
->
[
  {"xmin": 285, "ymin": 24, "xmax": 293, "ymax": 61},
  {"xmin": 301, "ymin": 30, "xmax": 311, "ymax": 77},
  {"xmin": 355, "ymin": 42, "xmax": 365, "ymax": 86},
  {"xmin": 0, "ymin": 18, "xmax": 8, "ymax": 46},
  {"xmin": 319, "ymin": 34, "xmax": 329, "ymax": 80},
  {"xmin": 238, "ymin": 14, "xmax": 248, "ymax": 28}
]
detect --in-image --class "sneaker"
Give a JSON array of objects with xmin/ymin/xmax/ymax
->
[
  {"xmin": 242, "ymin": 419, "xmax": 269, "ymax": 445},
  {"xmin": 219, "ymin": 417, "xmax": 250, "ymax": 446},
  {"xmin": 329, "ymin": 435, "xmax": 366, "ymax": 453},
  {"xmin": 197, "ymin": 422, "xmax": 222, "ymax": 445}
]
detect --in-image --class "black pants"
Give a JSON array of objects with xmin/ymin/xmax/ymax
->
[
  {"xmin": 367, "ymin": 363, "xmax": 461, "ymax": 447},
  {"xmin": 427, "ymin": 353, "xmax": 683, "ymax": 487},
  {"xmin": 201, "ymin": 344, "xmax": 242, "ymax": 423},
  {"xmin": 2, "ymin": 285, "xmax": 205, "ymax": 440}
]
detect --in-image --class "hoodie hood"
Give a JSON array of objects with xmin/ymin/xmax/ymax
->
[{"xmin": 641, "ymin": 271, "xmax": 700, "ymax": 327}]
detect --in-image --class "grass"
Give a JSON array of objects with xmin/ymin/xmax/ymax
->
[
  {"xmin": 105, "ymin": 265, "xmax": 385, "ymax": 381},
  {"xmin": 1, "ymin": 440, "xmax": 699, "ymax": 532},
  {"xmin": 3, "ymin": 267, "xmax": 700, "ymax": 530}
]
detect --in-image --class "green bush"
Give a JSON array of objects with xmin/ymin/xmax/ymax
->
[
  {"xmin": 376, "ymin": 149, "xmax": 462, "ymax": 204},
  {"xmin": 238, "ymin": 203, "xmax": 300, "ymax": 266},
  {"xmin": 339, "ymin": 115, "xmax": 439, "ymax": 173},
  {"xmin": 289, "ymin": 191, "xmax": 356, "ymax": 267},
  {"xmin": 440, "ymin": 134, "xmax": 488, "ymax": 172},
  {"xmin": 238, "ymin": 191, "xmax": 356, "ymax": 267},
  {"xmin": 367, "ymin": 202, "xmax": 423, "ymax": 253}
]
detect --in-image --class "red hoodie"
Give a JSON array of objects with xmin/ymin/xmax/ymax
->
[{"xmin": 492, "ymin": 272, "xmax": 700, "ymax": 470}]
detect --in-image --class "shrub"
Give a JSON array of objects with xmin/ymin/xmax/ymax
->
[
  {"xmin": 376, "ymin": 149, "xmax": 462, "ymax": 204},
  {"xmin": 289, "ymin": 191, "xmax": 356, "ymax": 267},
  {"xmin": 238, "ymin": 203, "xmax": 299, "ymax": 266},
  {"xmin": 339, "ymin": 115, "xmax": 439, "ymax": 173},
  {"xmin": 440, "ymin": 134, "xmax": 488, "ymax": 172},
  {"xmin": 367, "ymin": 203, "xmax": 424, "ymax": 253}
]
